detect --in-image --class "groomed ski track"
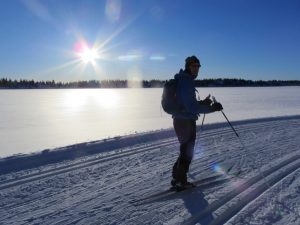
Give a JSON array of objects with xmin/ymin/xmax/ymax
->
[{"xmin": 0, "ymin": 115, "xmax": 299, "ymax": 225}]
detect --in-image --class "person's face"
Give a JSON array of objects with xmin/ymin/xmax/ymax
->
[{"xmin": 189, "ymin": 63, "xmax": 201, "ymax": 79}]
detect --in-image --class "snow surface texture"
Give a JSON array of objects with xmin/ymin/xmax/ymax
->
[{"xmin": 0, "ymin": 115, "xmax": 300, "ymax": 225}]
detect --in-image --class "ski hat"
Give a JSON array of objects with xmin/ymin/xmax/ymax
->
[{"xmin": 185, "ymin": 55, "xmax": 201, "ymax": 70}]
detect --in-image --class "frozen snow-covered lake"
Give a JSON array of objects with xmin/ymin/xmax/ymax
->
[{"xmin": 0, "ymin": 86, "xmax": 299, "ymax": 157}]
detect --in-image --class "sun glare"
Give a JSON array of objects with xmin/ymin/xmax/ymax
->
[
  {"xmin": 74, "ymin": 40, "xmax": 100, "ymax": 64},
  {"xmin": 79, "ymin": 47, "xmax": 99, "ymax": 63},
  {"xmin": 42, "ymin": 7, "xmax": 143, "ymax": 79}
]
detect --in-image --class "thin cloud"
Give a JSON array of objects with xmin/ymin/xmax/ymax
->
[
  {"xmin": 21, "ymin": 0, "xmax": 53, "ymax": 22},
  {"xmin": 118, "ymin": 54, "xmax": 142, "ymax": 61}
]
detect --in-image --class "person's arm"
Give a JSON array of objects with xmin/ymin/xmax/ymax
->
[{"xmin": 176, "ymin": 78, "xmax": 212, "ymax": 114}]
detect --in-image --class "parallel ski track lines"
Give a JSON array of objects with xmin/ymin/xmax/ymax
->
[
  {"xmin": 210, "ymin": 161, "xmax": 300, "ymax": 225},
  {"xmin": 0, "ymin": 141, "xmax": 175, "ymax": 191},
  {"xmin": 191, "ymin": 123, "xmax": 296, "ymax": 178},
  {"xmin": 184, "ymin": 154, "xmax": 300, "ymax": 225},
  {"xmin": 0, "ymin": 121, "xmax": 278, "ymax": 220},
  {"xmin": 0, "ymin": 121, "xmax": 286, "ymax": 190},
  {"xmin": 1, "ymin": 118, "xmax": 299, "ymax": 225},
  {"xmin": 130, "ymin": 174, "xmax": 226, "ymax": 205},
  {"xmin": 132, "ymin": 155, "xmax": 300, "ymax": 224}
]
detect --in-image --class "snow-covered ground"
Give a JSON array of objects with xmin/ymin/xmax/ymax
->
[
  {"xmin": 1, "ymin": 87, "xmax": 300, "ymax": 157},
  {"xmin": 0, "ymin": 115, "xmax": 300, "ymax": 225}
]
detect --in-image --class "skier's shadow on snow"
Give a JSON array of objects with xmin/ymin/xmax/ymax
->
[
  {"xmin": 180, "ymin": 189, "xmax": 213, "ymax": 225},
  {"xmin": 155, "ymin": 189, "xmax": 213, "ymax": 225}
]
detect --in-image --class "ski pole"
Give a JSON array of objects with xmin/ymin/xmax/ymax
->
[
  {"xmin": 200, "ymin": 114, "xmax": 205, "ymax": 130},
  {"xmin": 220, "ymin": 110, "xmax": 239, "ymax": 138},
  {"xmin": 211, "ymin": 96, "xmax": 270, "ymax": 182},
  {"xmin": 211, "ymin": 96, "xmax": 244, "ymax": 174},
  {"xmin": 212, "ymin": 96, "xmax": 240, "ymax": 138},
  {"xmin": 199, "ymin": 94, "xmax": 210, "ymax": 130}
]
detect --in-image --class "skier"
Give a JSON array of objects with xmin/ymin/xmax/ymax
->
[{"xmin": 171, "ymin": 55, "xmax": 223, "ymax": 191}]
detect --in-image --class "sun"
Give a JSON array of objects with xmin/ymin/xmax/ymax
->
[
  {"xmin": 74, "ymin": 41, "xmax": 99, "ymax": 64},
  {"xmin": 79, "ymin": 46, "xmax": 99, "ymax": 64}
]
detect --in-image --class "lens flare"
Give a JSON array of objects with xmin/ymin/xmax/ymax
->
[
  {"xmin": 118, "ymin": 54, "xmax": 141, "ymax": 61},
  {"xmin": 126, "ymin": 66, "xmax": 143, "ymax": 88},
  {"xmin": 211, "ymin": 163, "xmax": 226, "ymax": 175},
  {"xmin": 149, "ymin": 55, "xmax": 166, "ymax": 61},
  {"xmin": 105, "ymin": 0, "xmax": 122, "ymax": 23}
]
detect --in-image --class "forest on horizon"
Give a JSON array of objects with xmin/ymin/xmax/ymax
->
[{"xmin": 0, "ymin": 77, "xmax": 299, "ymax": 89}]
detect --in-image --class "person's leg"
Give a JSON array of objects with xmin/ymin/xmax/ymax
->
[{"xmin": 172, "ymin": 119, "xmax": 196, "ymax": 184}]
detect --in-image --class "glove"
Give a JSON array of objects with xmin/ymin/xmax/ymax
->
[
  {"xmin": 198, "ymin": 95, "xmax": 212, "ymax": 106},
  {"xmin": 199, "ymin": 98, "xmax": 212, "ymax": 106},
  {"xmin": 211, "ymin": 102, "xmax": 223, "ymax": 111}
]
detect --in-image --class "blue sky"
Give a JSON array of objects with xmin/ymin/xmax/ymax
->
[{"xmin": 0, "ymin": 0, "xmax": 299, "ymax": 81}]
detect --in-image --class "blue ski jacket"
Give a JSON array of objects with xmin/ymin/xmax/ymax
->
[{"xmin": 172, "ymin": 69, "xmax": 213, "ymax": 120}]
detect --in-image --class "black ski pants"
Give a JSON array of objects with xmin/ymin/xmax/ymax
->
[{"xmin": 172, "ymin": 118, "xmax": 196, "ymax": 183}]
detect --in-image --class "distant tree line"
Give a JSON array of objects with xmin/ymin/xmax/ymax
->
[
  {"xmin": 0, "ymin": 78, "xmax": 101, "ymax": 89},
  {"xmin": 0, "ymin": 77, "xmax": 299, "ymax": 89},
  {"xmin": 194, "ymin": 78, "xmax": 300, "ymax": 87}
]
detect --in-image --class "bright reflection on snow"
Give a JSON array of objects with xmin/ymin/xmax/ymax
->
[
  {"xmin": 1, "ymin": 87, "xmax": 299, "ymax": 157},
  {"xmin": 96, "ymin": 89, "xmax": 119, "ymax": 108},
  {"xmin": 63, "ymin": 89, "xmax": 119, "ymax": 111},
  {"xmin": 64, "ymin": 90, "xmax": 86, "ymax": 110}
]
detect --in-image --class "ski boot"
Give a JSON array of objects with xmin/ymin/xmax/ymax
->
[{"xmin": 174, "ymin": 181, "xmax": 195, "ymax": 192}]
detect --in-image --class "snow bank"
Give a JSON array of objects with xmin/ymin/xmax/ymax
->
[{"xmin": 1, "ymin": 115, "xmax": 299, "ymax": 175}]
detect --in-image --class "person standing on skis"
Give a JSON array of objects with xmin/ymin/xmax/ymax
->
[{"xmin": 171, "ymin": 55, "xmax": 223, "ymax": 191}]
